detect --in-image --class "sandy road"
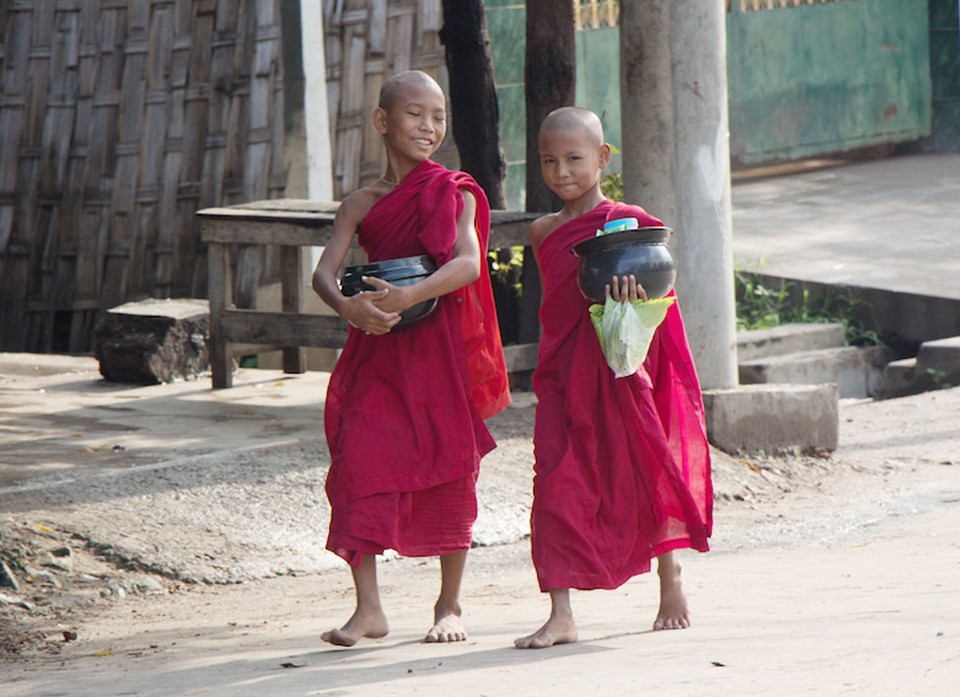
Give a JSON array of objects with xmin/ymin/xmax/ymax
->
[{"xmin": 2, "ymin": 358, "xmax": 959, "ymax": 696}]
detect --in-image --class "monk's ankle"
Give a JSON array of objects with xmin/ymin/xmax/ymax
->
[
  {"xmin": 658, "ymin": 559, "xmax": 682, "ymax": 582},
  {"xmin": 433, "ymin": 598, "xmax": 463, "ymax": 618}
]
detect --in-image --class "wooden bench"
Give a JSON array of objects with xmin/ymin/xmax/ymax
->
[{"xmin": 198, "ymin": 199, "xmax": 542, "ymax": 388}]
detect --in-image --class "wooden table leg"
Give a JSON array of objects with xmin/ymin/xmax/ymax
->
[
  {"xmin": 208, "ymin": 242, "xmax": 234, "ymax": 388},
  {"xmin": 280, "ymin": 245, "xmax": 307, "ymax": 374}
]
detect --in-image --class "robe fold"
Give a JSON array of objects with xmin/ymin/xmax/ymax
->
[
  {"xmin": 324, "ymin": 160, "xmax": 510, "ymax": 566},
  {"xmin": 531, "ymin": 200, "xmax": 712, "ymax": 591}
]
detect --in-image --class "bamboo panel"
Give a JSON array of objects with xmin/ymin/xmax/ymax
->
[{"xmin": 0, "ymin": 0, "xmax": 288, "ymax": 353}]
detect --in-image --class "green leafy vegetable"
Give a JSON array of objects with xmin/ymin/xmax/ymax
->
[{"xmin": 589, "ymin": 295, "xmax": 676, "ymax": 378}]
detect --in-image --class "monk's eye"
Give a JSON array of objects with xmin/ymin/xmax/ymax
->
[{"xmin": 407, "ymin": 111, "xmax": 421, "ymax": 118}]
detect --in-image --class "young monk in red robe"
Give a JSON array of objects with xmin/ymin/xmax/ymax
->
[
  {"xmin": 311, "ymin": 70, "xmax": 510, "ymax": 647},
  {"xmin": 515, "ymin": 107, "xmax": 712, "ymax": 649}
]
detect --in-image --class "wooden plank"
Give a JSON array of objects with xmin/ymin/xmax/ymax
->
[
  {"xmin": 200, "ymin": 216, "xmax": 335, "ymax": 246},
  {"xmin": 220, "ymin": 199, "xmax": 340, "ymax": 214},
  {"xmin": 503, "ymin": 342, "xmax": 539, "ymax": 373},
  {"xmin": 489, "ymin": 211, "xmax": 539, "ymax": 248},
  {"xmin": 198, "ymin": 203, "xmax": 538, "ymax": 248},
  {"xmin": 219, "ymin": 309, "xmax": 349, "ymax": 348}
]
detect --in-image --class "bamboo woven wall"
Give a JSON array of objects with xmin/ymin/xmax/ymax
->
[
  {"xmin": 323, "ymin": 0, "xmax": 457, "ymax": 200},
  {"xmin": 0, "ymin": 0, "xmax": 287, "ymax": 354}
]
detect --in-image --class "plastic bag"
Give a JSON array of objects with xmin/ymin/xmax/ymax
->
[{"xmin": 589, "ymin": 295, "xmax": 676, "ymax": 378}]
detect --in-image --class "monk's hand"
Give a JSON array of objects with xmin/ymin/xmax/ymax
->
[
  {"xmin": 607, "ymin": 274, "xmax": 647, "ymax": 303},
  {"xmin": 341, "ymin": 287, "xmax": 401, "ymax": 335},
  {"xmin": 362, "ymin": 275, "xmax": 414, "ymax": 316}
]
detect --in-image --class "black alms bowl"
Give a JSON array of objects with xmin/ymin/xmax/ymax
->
[
  {"xmin": 571, "ymin": 227, "xmax": 676, "ymax": 303},
  {"xmin": 340, "ymin": 254, "xmax": 438, "ymax": 326}
]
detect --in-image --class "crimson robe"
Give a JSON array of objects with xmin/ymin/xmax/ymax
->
[
  {"xmin": 324, "ymin": 160, "xmax": 510, "ymax": 566},
  {"xmin": 531, "ymin": 200, "xmax": 712, "ymax": 591}
]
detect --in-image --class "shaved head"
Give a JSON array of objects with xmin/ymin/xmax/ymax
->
[
  {"xmin": 378, "ymin": 70, "xmax": 445, "ymax": 112},
  {"xmin": 539, "ymin": 107, "xmax": 605, "ymax": 148}
]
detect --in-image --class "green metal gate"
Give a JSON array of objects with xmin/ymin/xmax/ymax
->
[{"xmin": 726, "ymin": 0, "xmax": 933, "ymax": 165}]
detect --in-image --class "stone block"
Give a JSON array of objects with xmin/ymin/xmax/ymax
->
[
  {"xmin": 738, "ymin": 346, "xmax": 886, "ymax": 399},
  {"xmin": 882, "ymin": 357, "xmax": 923, "ymax": 399},
  {"xmin": 94, "ymin": 299, "xmax": 210, "ymax": 384},
  {"xmin": 881, "ymin": 336, "xmax": 960, "ymax": 398},
  {"xmin": 702, "ymin": 383, "xmax": 839, "ymax": 456},
  {"xmin": 737, "ymin": 322, "xmax": 845, "ymax": 361},
  {"xmin": 916, "ymin": 336, "xmax": 960, "ymax": 384}
]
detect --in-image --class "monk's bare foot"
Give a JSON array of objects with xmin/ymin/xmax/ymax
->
[
  {"xmin": 425, "ymin": 608, "xmax": 467, "ymax": 643},
  {"xmin": 514, "ymin": 615, "xmax": 578, "ymax": 649},
  {"xmin": 321, "ymin": 607, "xmax": 389, "ymax": 647},
  {"xmin": 654, "ymin": 559, "xmax": 690, "ymax": 630}
]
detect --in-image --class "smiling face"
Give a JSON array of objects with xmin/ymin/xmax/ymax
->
[
  {"xmin": 375, "ymin": 72, "xmax": 447, "ymax": 166},
  {"xmin": 538, "ymin": 109, "xmax": 610, "ymax": 203}
]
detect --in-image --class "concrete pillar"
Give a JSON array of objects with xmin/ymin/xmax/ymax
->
[
  {"xmin": 620, "ymin": 0, "xmax": 738, "ymax": 390},
  {"xmin": 300, "ymin": 0, "xmax": 335, "ymax": 269}
]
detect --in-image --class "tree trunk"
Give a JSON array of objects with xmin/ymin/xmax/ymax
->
[
  {"xmin": 440, "ymin": 0, "xmax": 507, "ymax": 209},
  {"xmin": 524, "ymin": 0, "xmax": 575, "ymax": 214},
  {"xmin": 518, "ymin": 0, "xmax": 575, "ymax": 345}
]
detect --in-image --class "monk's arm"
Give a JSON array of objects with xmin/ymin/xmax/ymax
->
[
  {"xmin": 369, "ymin": 190, "xmax": 482, "ymax": 314},
  {"xmin": 311, "ymin": 193, "xmax": 401, "ymax": 334}
]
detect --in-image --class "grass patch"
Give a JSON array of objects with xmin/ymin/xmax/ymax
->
[{"xmin": 735, "ymin": 270, "xmax": 882, "ymax": 347}]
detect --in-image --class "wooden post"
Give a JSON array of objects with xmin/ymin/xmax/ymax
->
[
  {"xmin": 519, "ymin": 0, "xmax": 576, "ymax": 345},
  {"xmin": 207, "ymin": 242, "xmax": 234, "ymax": 388},
  {"xmin": 280, "ymin": 245, "xmax": 307, "ymax": 373}
]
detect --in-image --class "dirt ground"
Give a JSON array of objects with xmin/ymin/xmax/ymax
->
[{"xmin": 1, "ymin": 359, "xmax": 959, "ymax": 696}]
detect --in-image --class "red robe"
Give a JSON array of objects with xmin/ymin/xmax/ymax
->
[
  {"xmin": 324, "ymin": 160, "xmax": 510, "ymax": 566},
  {"xmin": 531, "ymin": 200, "xmax": 712, "ymax": 591}
]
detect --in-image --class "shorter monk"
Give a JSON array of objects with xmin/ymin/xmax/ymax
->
[
  {"xmin": 515, "ymin": 107, "xmax": 713, "ymax": 649},
  {"xmin": 311, "ymin": 70, "xmax": 510, "ymax": 647}
]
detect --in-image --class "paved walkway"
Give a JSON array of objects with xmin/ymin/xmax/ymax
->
[{"xmin": 731, "ymin": 152, "xmax": 960, "ymax": 301}]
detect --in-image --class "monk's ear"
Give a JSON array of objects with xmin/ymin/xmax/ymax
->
[
  {"xmin": 598, "ymin": 143, "xmax": 612, "ymax": 169},
  {"xmin": 373, "ymin": 107, "xmax": 389, "ymax": 135}
]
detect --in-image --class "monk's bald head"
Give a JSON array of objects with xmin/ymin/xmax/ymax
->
[
  {"xmin": 539, "ymin": 107, "xmax": 605, "ymax": 149},
  {"xmin": 378, "ymin": 70, "xmax": 444, "ymax": 112}
]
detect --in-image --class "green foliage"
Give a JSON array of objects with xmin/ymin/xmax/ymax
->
[
  {"xmin": 487, "ymin": 246, "xmax": 524, "ymax": 297},
  {"xmin": 600, "ymin": 171, "xmax": 624, "ymax": 202},
  {"xmin": 735, "ymin": 270, "xmax": 882, "ymax": 347},
  {"xmin": 925, "ymin": 368, "xmax": 953, "ymax": 390}
]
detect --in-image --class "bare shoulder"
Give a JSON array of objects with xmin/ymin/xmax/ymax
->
[
  {"xmin": 529, "ymin": 212, "xmax": 564, "ymax": 248},
  {"xmin": 337, "ymin": 186, "xmax": 380, "ymax": 226}
]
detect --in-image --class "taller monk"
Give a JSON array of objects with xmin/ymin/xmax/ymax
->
[{"xmin": 311, "ymin": 70, "xmax": 510, "ymax": 647}]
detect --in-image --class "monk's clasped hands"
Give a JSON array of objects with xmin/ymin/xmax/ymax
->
[{"xmin": 342, "ymin": 280, "xmax": 401, "ymax": 335}]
